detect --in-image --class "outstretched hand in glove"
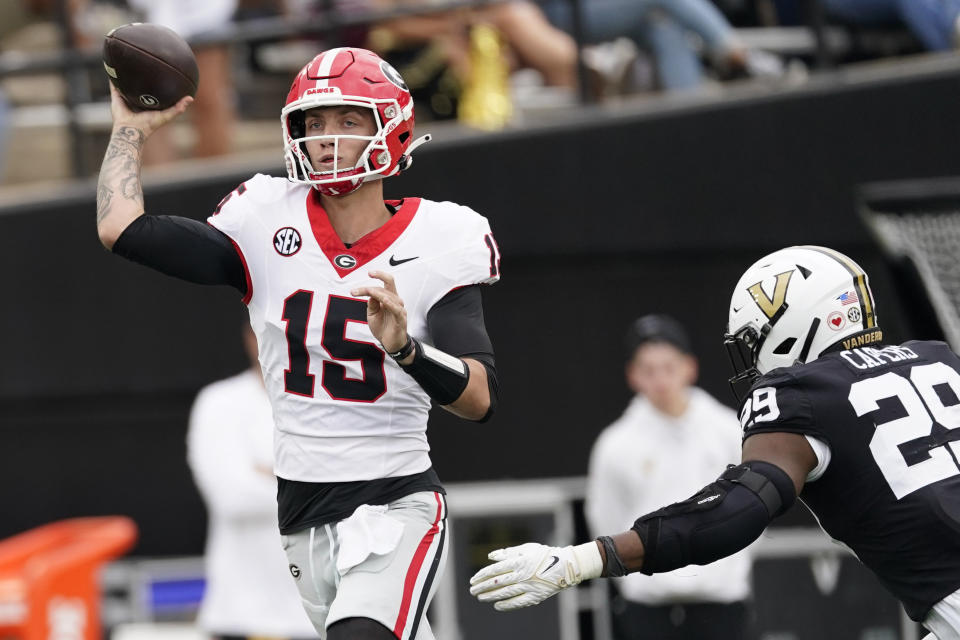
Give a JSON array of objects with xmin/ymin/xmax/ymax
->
[{"xmin": 469, "ymin": 542, "xmax": 604, "ymax": 611}]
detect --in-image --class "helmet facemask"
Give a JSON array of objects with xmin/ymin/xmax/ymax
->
[
  {"xmin": 725, "ymin": 325, "xmax": 763, "ymax": 402},
  {"xmin": 724, "ymin": 309, "xmax": 785, "ymax": 402},
  {"xmin": 282, "ymin": 96, "xmax": 407, "ymax": 196}
]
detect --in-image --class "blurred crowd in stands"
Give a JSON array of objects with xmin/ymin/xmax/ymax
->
[{"xmin": 0, "ymin": 0, "xmax": 958, "ymax": 184}]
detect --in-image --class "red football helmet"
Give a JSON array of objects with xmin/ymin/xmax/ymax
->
[{"xmin": 282, "ymin": 47, "xmax": 430, "ymax": 196}]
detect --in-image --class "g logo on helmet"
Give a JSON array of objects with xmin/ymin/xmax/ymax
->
[
  {"xmin": 139, "ymin": 94, "xmax": 159, "ymax": 107},
  {"xmin": 334, "ymin": 254, "xmax": 357, "ymax": 270},
  {"xmin": 380, "ymin": 61, "xmax": 408, "ymax": 91}
]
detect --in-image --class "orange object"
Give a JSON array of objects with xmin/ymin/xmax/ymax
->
[{"xmin": 0, "ymin": 517, "xmax": 138, "ymax": 640}]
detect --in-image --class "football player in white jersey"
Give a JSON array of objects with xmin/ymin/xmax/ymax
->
[{"xmin": 96, "ymin": 47, "xmax": 501, "ymax": 640}]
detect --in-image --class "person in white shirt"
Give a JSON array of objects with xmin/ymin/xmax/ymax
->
[
  {"xmin": 584, "ymin": 314, "xmax": 752, "ymax": 640},
  {"xmin": 187, "ymin": 324, "xmax": 317, "ymax": 640}
]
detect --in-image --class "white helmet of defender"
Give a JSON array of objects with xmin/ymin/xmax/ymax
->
[{"xmin": 725, "ymin": 245, "xmax": 880, "ymax": 397}]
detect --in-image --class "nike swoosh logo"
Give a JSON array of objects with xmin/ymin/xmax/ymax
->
[
  {"xmin": 389, "ymin": 255, "xmax": 419, "ymax": 266},
  {"xmin": 540, "ymin": 555, "xmax": 560, "ymax": 575}
]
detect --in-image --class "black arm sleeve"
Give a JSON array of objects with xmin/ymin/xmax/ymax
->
[
  {"xmin": 426, "ymin": 285, "xmax": 500, "ymax": 420},
  {"xmin": 631, "ymin": 461, "xmax": 796, "ymax": 575},
  {"xmin": 427, "ymin": 286, "xmax": 494, "ymax": 357},
  {"xmin": 112, "ymin": 215, "xmax": 248, "ymax": 295}
]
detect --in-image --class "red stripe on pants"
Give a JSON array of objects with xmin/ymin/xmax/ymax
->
[{"xmin": 392, "ymin": 492, "xmax": 442, "ymax": 639}]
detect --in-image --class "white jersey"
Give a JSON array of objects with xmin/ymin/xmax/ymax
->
[{"xmin": 208, "ymin": 174, "xmax": 500, "ymax": 483}]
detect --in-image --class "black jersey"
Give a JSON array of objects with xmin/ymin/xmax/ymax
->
[{"xmin": 740, "ymin": 340, "xmax": 960, "ymax": 621}]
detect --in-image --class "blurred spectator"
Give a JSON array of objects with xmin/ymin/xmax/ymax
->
[
  {"xmin": 68, "ymin": 0, "xmax": 136, "ymax": 47},
  {"xmin": 125, "ymin": 0, "xmax": 238, "ymax": 162},
  {"xmin": 0, "ymin": 1, "xmax": 51, "ymax": 184},
  {"xmin": 541, "ymin": 0, "xmax": 787, "ymax": 91},
  {"xmin": 187, "ymin": 324, "xmax": 317, "ymax": 640},
  {"xmin": 819, "ymin": 0, "xmax": 960, "ymax": 51},
  {"xmin": 63, "ymin": 0, "xmax": 238, "ymax": 162},
  {"xmin": 457, "ymin": 22, "xmax": 513, "ymax": 129},
  {"xmin": 284, "ymin": 0, "xmax": 376, "ymax": 49},
  {"xmin": 585, "ymin": 314, "xmax": 753, "ymax": 640},
  {"xmin": 368, "ymin": 1, "xmax": 576, "ymax": 87},
  {"xmin": 363, "ymin": 1, "xmax": 576, "ymax": 118}
]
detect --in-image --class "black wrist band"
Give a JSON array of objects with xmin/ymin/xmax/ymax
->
[
  {"xmin": 597, "ymin": 535, "xmax": 628, "ymax": 577},
  {"xmin": 387, "ymin": 336, "xmax": 414, "ymax": 361}
]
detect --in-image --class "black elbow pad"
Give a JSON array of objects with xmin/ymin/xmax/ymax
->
[{"xmin": 632, "ymin": 461, "xmax": 796, "ymax": 575}]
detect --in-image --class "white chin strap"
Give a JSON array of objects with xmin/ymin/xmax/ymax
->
[{"xmin": 401, "ymin": 134, "xmax": 432, "ymax": 171}]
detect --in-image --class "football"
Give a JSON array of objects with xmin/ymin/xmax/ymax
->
[{"xmin": 102, "ymin": 23, "xmax": 199, "ymax": 112}]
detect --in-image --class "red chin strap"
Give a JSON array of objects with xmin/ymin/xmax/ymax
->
[{"xmin": 313, "ymin": 175, "xmax": 363, "ymax": 196}]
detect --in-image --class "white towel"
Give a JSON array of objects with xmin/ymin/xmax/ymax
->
[{"xmin": 335, "ymin": 504, "xmax": 405, "ymax": 575}]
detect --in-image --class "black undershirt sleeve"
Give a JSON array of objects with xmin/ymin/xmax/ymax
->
[
  {"xmin": 427, "ymin": 286, "xmax": 494, "ymax": 357},
  {"xmin": 426, "ymin": 285, "xmax": 500, "ymax": 419},
  {"xmin": 112, "ymin": 214, "xmax": 248, "ymax": 295}
]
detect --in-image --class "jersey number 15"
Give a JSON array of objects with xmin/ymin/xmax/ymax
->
[{"xmin": 282, "ymin": 290, "xmax": 387, "ymax": 402}]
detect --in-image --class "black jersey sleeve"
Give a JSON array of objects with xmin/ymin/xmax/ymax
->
[
  {"xmin": 740, "ymin": 369, "xmax": 826, "ymax": 445},
  {"xmin": 112, "ymin": 214, "xmax": 248, "ymax": 295},
  {"xmin": 426, "ymin": 286, "xmax": 494, "ymax": 361},
  {"xmin": 426, "ymin": 285, "xmax": 499, "ymax": 415}
]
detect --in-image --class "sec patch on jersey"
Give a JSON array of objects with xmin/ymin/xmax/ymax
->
[{"xmin": 102, "ymin": 23, "xmax": 198, "ymax": 111}]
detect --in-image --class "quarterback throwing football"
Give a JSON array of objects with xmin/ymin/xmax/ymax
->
[
  {"xmin": 97, "ymin": 47, "xmax": 501, "ymax": 640},
  {"xmin": 471, "ymin": 246, "xmax": 960, "ymax": 640}
]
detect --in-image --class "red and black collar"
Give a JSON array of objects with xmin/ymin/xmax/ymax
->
[{"xmin": 305, "ymin": 191, "xmax": 421, "ymax": 278}]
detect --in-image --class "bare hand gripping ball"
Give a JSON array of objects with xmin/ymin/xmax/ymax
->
[{"xmin": 102, "ymin": 23, "xmax": 199, "ymax": 111}]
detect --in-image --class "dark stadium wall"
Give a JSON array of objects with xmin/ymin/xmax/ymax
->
[{"xmin": 1, "ymin": 60, "xmax": 957, "ymax": 554}]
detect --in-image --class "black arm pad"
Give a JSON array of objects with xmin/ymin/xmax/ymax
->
[
  {"xmin": 631, "ymin": 461, "xmax": 796, "ymax": 575},
  {"xmin": 400, "ymin": 338, "xmax": 470, "ymax": 405}
]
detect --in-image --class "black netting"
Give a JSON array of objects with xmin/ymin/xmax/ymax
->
[{"xmin": 863, "ymin": 200, "xmax": 960, "ymax": 350}]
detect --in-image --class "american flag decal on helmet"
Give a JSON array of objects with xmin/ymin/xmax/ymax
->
[{"xmin": 837, "ymin": 291, "xmax": 860, "ymax": 306}]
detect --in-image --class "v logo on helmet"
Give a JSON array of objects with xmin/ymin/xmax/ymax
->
[{"xmin": 747, "ymin": 271, "xmax": 794, "ymax": 320}]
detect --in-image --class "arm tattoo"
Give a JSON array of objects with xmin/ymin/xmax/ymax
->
[
  {"xmin": 97, "ymin": 126, "xmax": 147, "ymax": 228},
  {"xmin": 96, "ymin": 184, "xmax": 114, "ymax": 224},
  {"xmin": 120, "ymin": 174, "xmax": 142, "ymax": 201}
]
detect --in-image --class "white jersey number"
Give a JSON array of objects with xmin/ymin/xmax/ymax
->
[
  {"xmin": 281, "ymin": 290, "xmax": 387, "ymax": 402},
  {"xmin": 849, "ymin": 363, "xmax": 960, "ymax": 499},
  {"xmin": 739, "ymin": 386, "xmax": 781, "ymax": 428}
]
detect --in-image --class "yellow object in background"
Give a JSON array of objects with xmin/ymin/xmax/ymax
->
[{"xmin": 458, "ymin": 23, "xmax": 512, "ymax": 131}]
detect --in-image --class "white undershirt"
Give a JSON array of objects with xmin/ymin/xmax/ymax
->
[{"xmin": 804, "ymin": 436, "xmax": 832, "ymax": 482}]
